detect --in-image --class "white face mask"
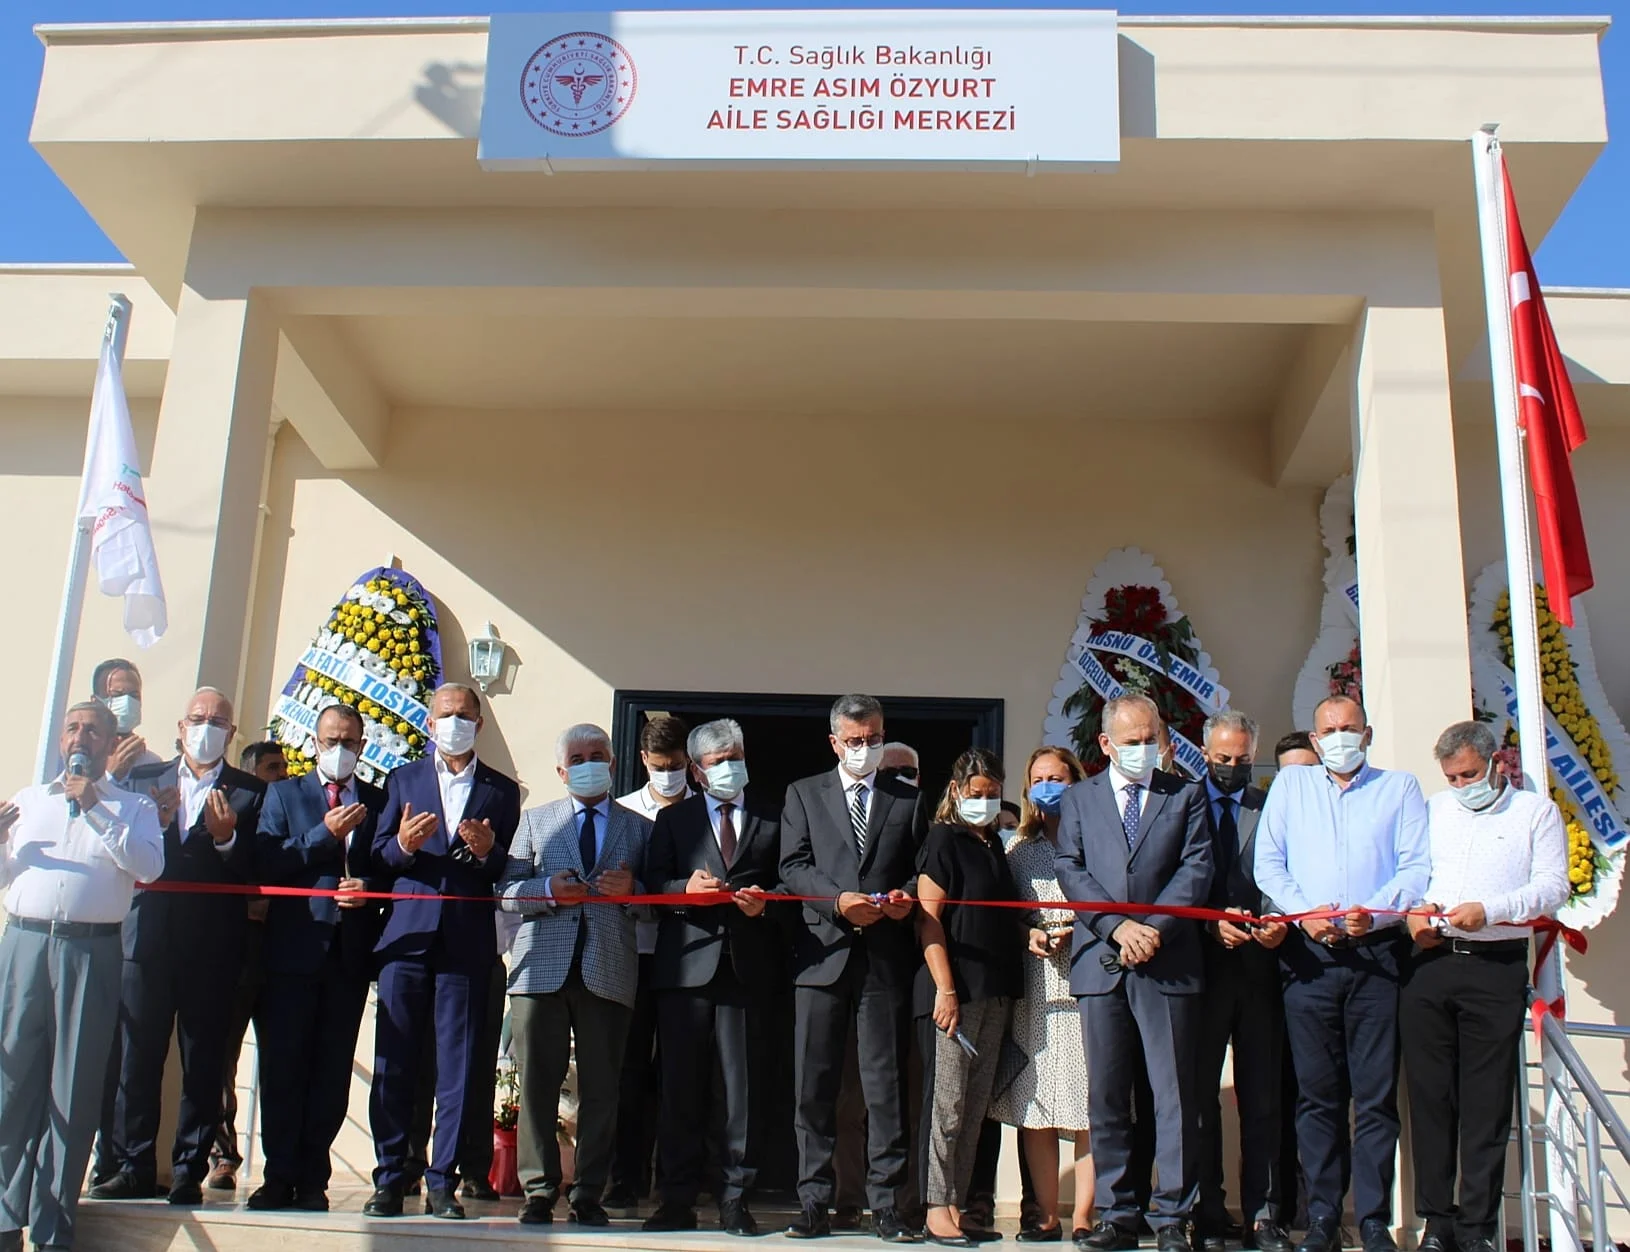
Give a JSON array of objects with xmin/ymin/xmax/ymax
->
[
  {"xmin": 957, "ymin": 796, "xmax": 1002, "ymax": 827},
  {"xmin": 648, "ymin": 768, "xmax": 689, "ymax": 797},
  {"xmin": 566, "ymin": 761, "xmax": 614, "ymax": 799},
  {"xmin": 704, "ymin": 759, "xmax": 750, "ymax": 800},
  {"xmin": 1318, "ymin": 730, "xmax": 1367, "ymax": 775},
  {"xmin": 841, "ymin": 741, "xmax": 885, "ymax": 778},
  {"xmin": 104, "ymin": 693, "xmax": 141, "ymax": 735},
  {"xmin": 1453, "ymin": 761, "xmax": 1502, "ymax": 812},
  {"xmin": 1111, "ymin": 741, "xmax": 1160, "ymax": 783},
  {"xmin": 318, "ymin": 744, "xmax": 360, "ymax": 783},
  {"xmin": 433, "ymin": 715, "xmax": 478, "ymax": 757},
  {"xmin": 184, "ymin": 722, "xmax": 229, "ymax": 766}
]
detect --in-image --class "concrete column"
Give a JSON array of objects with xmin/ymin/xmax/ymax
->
[
  {"xmin": 1350, "ymin": 301, "xmax": 1472, "ymax": 782},
  {"xmin": 140, "ymin": 282, "xmax": 278, "ymax": 724}
]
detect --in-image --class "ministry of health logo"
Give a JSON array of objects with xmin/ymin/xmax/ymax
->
[{"xmin": 520, "ymin": 32, "xmax": 637, "ymax": 137}]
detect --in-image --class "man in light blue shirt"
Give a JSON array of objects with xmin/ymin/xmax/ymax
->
[{"xmin": 1253, "ymin": 695, "xmax": 1428, "ymax": 1252}]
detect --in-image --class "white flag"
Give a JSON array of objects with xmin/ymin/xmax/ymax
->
[{"xmin": 75, "ymin": 337, "xmax": 167, "ymax": 647}]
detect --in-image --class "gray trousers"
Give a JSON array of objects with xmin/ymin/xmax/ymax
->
[
  {"xmin": 919, "ymin": 998, "xmax": 1011, "ymax": 1209},
  {"xmin": 511, "ymin": 968, "xmax": 632, "ymax": 1206},
  {"xmin": 0, "ymin": 924, "xmax": 121, "ymax": 1249},
  {"xmin": 1082, "ymin": 979, "xmax": 1201, "ymax": 1229}
]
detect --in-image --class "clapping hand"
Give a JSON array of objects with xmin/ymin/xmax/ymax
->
[
  {"xmin": 396, "ymin": 802, "xmax": 438, "ymax": 855},
  {"xmin": 203, "ymin": 790, "xmax": 237, "ymax": 844},
  {"xmin": 324, "ymin": 803, "xmax": 368, "ymax": 839},
  {"xmin": 458, "ymin": 818, "xmax": 496, "ymax": 859}
]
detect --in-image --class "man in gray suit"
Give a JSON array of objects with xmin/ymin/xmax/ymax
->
[
  {"xmin": 499, "ymin": 723, "xmax": 652, "ymax": 1229},
  {"xmin": 1055, "ymin": 693, "xmax": 1213, "ymax": 1252}
]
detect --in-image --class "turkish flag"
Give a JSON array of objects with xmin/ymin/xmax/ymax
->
[{"xmin": 1503, "ymin": 155, "xmax": 1593, "ymax": 625}]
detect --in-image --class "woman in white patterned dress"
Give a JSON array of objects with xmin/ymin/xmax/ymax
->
[{"xmin": 990, "ymin": 746, "xmax": 1095, "ymax": 1242}]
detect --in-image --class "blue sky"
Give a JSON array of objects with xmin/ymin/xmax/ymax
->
[{"xmin": 3, "ymin": 0, "xmax": 1625, "ymax": 285}]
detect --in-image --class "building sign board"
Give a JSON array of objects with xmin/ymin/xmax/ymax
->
[{"xmin": 479, "ymin": 9, "xmax": 1120, "ymax": 169}]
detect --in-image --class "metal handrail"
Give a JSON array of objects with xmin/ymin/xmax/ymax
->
[{"xmin": 1515, "ymin": 1005, "xmax": 1630, "ymax": 1252}]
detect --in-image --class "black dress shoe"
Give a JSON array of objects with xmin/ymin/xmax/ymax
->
[
  {"xmin": 645, "ymin": 1202, "xmax": 700, "ymax": 1232},
  {"xmin": 293, "ymin": 1188, "xmax": 329, "ymax": 1212},
  {"xmin": 926, "ymin": 1233, "xmax": 975, "ymax": 1249},
  {"xmin": 570, "ymin": 1198, "xmax": 611, "ymax": 1226},
  {"xmin": 1359, "ymin": 1221, "xmax": 1396, "ymax": 1252},
  {"xmin": 246, "ymin": 1181, "xmax": 295, "ymax": 1211},
  {"xmin": 518, "ymin": 1196, "xmax": 555, "ymax": 1225},
  {"xmin": 721, "ymin": 1199, "xmax": 761, "ymax": 1237},
  {"xmin": 88, "ymin": 1172, "xmax": 157, "ymax": 1201},
  {"xmin": 602, "ymin": 1183, "xmax": 639, "ymax": 1210},
  {"xmin": 1296, "ymin": 1217, "xmax": 1339, "ymax": 1252},
  {"xmin": 461, "ymin": 1178, "xmax": 500, "ymax": 1201},
  {"xmin": 1078, "ymin": 1222, "xmax": 1140, "ymax": 1251},
  {"xmin": 1247, "ymin": 1222, "xmax": 1293, "ymax": 1252},
  {"xmin": 362, "ymin": 1186, "xmax": 404, "ymax": 1217},
  {"xmin": 1016, "ymin": 1223, "xmax": 1064, "ymax": 1243},
  {"xmin": 834, "ymin": 1207, "xmax": 869, "ymax": 1232},
  {"xmin": 788, "ymin": 1204, "xmax": 833, "ymax": 1239},
  {"xmin": 425, "ymin": 1187, "xmax": 466, "ymax": 1219},
  {"xmin": 876, "ymin": 1207, "xmax": 923, "ymax": 1243},
  {"xmin": 1196, "ymin": 1229, "xmax": 1228, "ymax": 1252},
  {"xmin": 1155, "ymin": 1225, "xmax": 1192, "ymax": 1252},
  {"xmin": 1460, "ymin": 1239, "xmax": 1495, "ymax": 1252},
  {"xmin": 965, "ymin": 1230, "xmax": 1004, "ymax": 1244},
  {"xmin": 167, "ymin": 1179, "xmax": 203, "ymax": 1207},
  {"xmin": 1416, "ymin": 1228, "xmax": 1455, "ymax": 1252}
]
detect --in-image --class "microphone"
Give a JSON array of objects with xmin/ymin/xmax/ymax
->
[{"xmin": 66, "ymin": 752, "xmax": 90, "ymax": 818}]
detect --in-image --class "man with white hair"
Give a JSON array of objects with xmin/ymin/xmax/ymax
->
[
  {"xmin": 0, "ymin": 701, "xmax": 163, "ymax": 1252},
  {"xmin": 92, "ymin": 687, "xmax": 265, "ymax": 1207},
  {"xmin": 643, "ymin": 719, "xmax": 782, "ymax": 1237},
  {"xmin": 501, "ymin": 722, "xmax": 652, "ymax": 1229},
  {"xmin": 364, "ymin": 684, "xmax": 521, "ymax": 1221},
  {"xmin": 878, "ymin": 742, "xmax": 920, "ymax": 788}
]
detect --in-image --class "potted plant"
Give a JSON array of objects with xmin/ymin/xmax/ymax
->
[{"xmin": 491, "ymin": 1062, "xmax": 522, "ymax": 1197}]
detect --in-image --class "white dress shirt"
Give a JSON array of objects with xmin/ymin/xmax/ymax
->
[
  {"xmin": 706, "ymin": 790, "xmax": 745, "ymax": 855},
  {"xmin": 1424, "ymin": 782, "xmax": 1571, "ymax": 941},
  {"xmin": 838, "ymin": 767, "xmax": 877, "ymax": 826},
  {"xmin": 618, "ymin": 784, "xmax": 693, "ymax": 956},
  {"xmin": 178, "ymin": 758, "xmax": 237, "ymax": 856},
  {"xmin": 2, "ymin": 777, "xmax": 166, "ymax": 923},
  {"xmin": 435, "ymin": 752, "xmax": 478, "ymax": 832},
  {"xmin": 1109, "ymin": 765, "xmax": 1153, "ymax": 823}
]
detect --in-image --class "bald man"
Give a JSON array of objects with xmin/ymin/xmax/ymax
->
[{"xmin": 90, "ymin": 688, "xmax": 266, "ymax": 1206}]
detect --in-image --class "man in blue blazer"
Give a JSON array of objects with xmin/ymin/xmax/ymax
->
[
  {"xmin": 364, "ymin": 684, "xmax": 521, "ymax": 1221},
  {"xmin": 249, "ymin": 704, "xmax": 386, "ymax": 1213},
  {"xmin": 1055, "ymin": 693, "xmax": 1213, "ymax": 1252}
]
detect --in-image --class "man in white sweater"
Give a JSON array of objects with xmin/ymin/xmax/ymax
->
[{"xmin": 1403, "ymin": 720, "xmax": 1569, "ymax": 1252}]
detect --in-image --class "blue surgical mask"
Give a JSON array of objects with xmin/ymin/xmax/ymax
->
[
  {"xmin": 1454, "ymin": 763, "xmax": 1503, "ymax": 812},
  {"xmin": 565, "ymin": 760, "xmax": 613, "ymax": 799},
  {"xmin": 1028, "ymin": 780, "xmax": 1068, "ymax": 815},
  {"xmin": 704, "ymin": 759, "xmax": 750, "ymax": 800},
  {"xmin": 1113, "ymin": 742, "xmax": 1160, "ymax": 782}
]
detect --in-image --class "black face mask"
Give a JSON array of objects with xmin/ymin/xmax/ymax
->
[{"xmin": 1209, "ymin": 761, "xmax": 1253, "ymax": 795}]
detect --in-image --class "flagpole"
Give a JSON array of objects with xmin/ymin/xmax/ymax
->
[
  {"xmin": 33, "ymin": 294, "xmax": 133, "ymax": 785},
  {"xmin": 1472, "ymin": 125, "xmax": 1576, "ymax": 1252}
]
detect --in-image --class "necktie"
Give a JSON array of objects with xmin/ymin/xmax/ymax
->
[
  {"xmin": 1122, "ymin": 782, "xmax": 1142, "ymax": 848},
  {"xmin": 718, "ymin": 802, "xmax": 737, "ymax": 867},
  {"xmin": 1216, "ymin": 796, "xmax": 1238, "ymax": 879},
  {"xmin": 578, "ymin": 805, "xmax": 598, "ymax": 874},
  {"xmin": 324, "ymin": 781, "xmax": 342, "ymax": 811},
  {"xmin": 850, "ymin": 783, "xmax": 869, "ymax": 858}
]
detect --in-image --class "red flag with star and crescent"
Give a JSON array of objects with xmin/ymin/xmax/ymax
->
[{"xmin": 1502, "ymin": 155, "xmax": 1593, "ymax": 626}]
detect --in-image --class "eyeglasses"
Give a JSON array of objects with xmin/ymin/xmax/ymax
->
[
  {"xmin": 837, "ymin": 735, "xmax": 885, "ymax": 751},
  {"xmin": 893, "ymin": 766, "xmax": 919, "ymax": 780}
]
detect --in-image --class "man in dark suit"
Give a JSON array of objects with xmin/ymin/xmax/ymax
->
[
  {"xmin": 89, "ymin": 687, "xmax": 265, "ymax": 1206},
  {"xmin": 249, "ymin": 704, "xmax": 386, "ymax": 1212},
  {"xmin": 365, "ymin": 683, "xmax": 521, "ymax": 1221},
  {"xmin": 779, "ymin": 694, "xmax": 927, "ymax": 1243},
  {"xmin": 1055, "ymin": 692, "xmax": 1212, "ymax": 1252},
  {"xmin": 1192, "ymin": 712, "xmax": 1292, "ymax": 1252},
  {"xmin": 642, "ymin": 718, "xmax": 782, "ymax": 1238}
]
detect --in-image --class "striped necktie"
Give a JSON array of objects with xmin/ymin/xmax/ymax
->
[{"xmin": 849, "ymin": 783, "xmax": 869, "ymax": 858}]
